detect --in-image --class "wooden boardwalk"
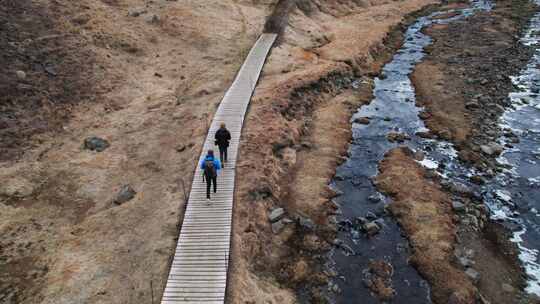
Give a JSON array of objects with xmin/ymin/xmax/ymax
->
[{"xmin": 161, "ymin": 34, "xmax": 277, "ymax": 304}]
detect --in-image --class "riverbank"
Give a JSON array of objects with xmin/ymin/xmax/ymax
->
[{"xmin": 227, "ymin": 1, "xmax": 442, "ymax": 302}]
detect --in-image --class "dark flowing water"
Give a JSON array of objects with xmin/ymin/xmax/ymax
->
[{"xmin": 328, "ymin": 1, "xmax": 495, "ymax": 302}]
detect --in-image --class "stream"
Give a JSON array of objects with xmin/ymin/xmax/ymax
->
[
  {"xmin": 322, "ymin": 0, "xmax": 535, "ymax": 302},
  {"xmin": 483, "ymin": 0, "xmax": 540, "ymax": 295}
]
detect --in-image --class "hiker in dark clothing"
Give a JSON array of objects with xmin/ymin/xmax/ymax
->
[
  {"xmin": 200, "ymin": 150, "xmax": 221, "ymax": 201},
  {"xmin": 214, "ymin": 123, "xmax": 231, "ymax": 167}
]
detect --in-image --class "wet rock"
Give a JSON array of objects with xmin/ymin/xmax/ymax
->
[
  {"xmin": 480, "ymin": 143, "xmax": 503, "ymax": 156},
  {"xmin": 470, "ymin": 175, "xmax": 485, "ymax": 185},
  {"xmin": 84, "ymin": 136, "xmax": 110, "ymax": 152},
  {"xmin": 355, "ymin": 217, "xmax": 368, "ymax": 227},
  {"xmin": 272, "ymin": 220, "xmax": 285, "ymax": 234},
  {"xmin": 452, "ymin": 201, "xmax": 466, "ymax": 213},
  {"xmin": 368, "ymin": 193, "xmax": 384, "ymax": 203},
  {"xmin": 465, "ymin": 268, "xmax": 480, "ymax": 284},
  {"xmin": 465, "ymin": 101, "xmax": 479, "ymax": 109},
  {"xmin": 328, "ymin": 281, "xmax": 341, "ymax": 293},
  {"xmin": 113, "ymin": 185, "xmax": 136, "ymax": 205},
  {"xmin": 146, "ymin": 14, "xmax": 160, "ymax": 24},
  {"xmin": 354, "ymin": 117, "xmax": 371, "ymax": 125},
  {"xmin": 365, "ymin": 211, "xmax": 377, "ymax": 220},
  {"xmin": 268, "ymin": 208, "xmax": 285, "ymax": 223},
  {"xmin": 413, "ymin": 150, "xmax": 425, "ymax": 161},
  {"xmin": 387, "ymin": 132, "xmax": 411, "ymax": 143},
  {"xmin": 444, "ymin": 181, "xmax": 473, "ymax": 196},
  {"xmin": 16, "ymin": 70, "xmax": 26, "ymax": 80},
  {"xmin": 458, "ymin": 256, "xmax": 473, "ymax": 267},
  {"xmin": 364, "ymin": 221, "xmax": 381, "ymax": 236},
  {"xmin": 416, "ymin": 131, "xmax": 436, "ymax": 139}
]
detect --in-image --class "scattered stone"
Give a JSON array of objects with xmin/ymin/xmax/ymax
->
[
  {"xmin": 364, "ymin": 221, "xmax": 381, "ymax": 236},
  {"xmin": 16, "ymin": 70, "xmax": 26, "ymax": 80},
  {"xmin": 282, "ymin": 218, "xmax": 294, "ymax": 224},
  {"xmin": 84, "ymin": 136, "xmax": 110, "ymax": 152},
  {"xmin": 268, "ymin": 208, "xmax": 285, "ymax": 223},
  {"xmin": 175, "ymin": 145, "xmax": 186, "ymax": 152},
  {"xmin": 271, "ymin": 220, "xmax": 285, "ymax": 234},
  {"xmin": 387, "ymin": 132, "xmax": 411, "ymax": 143},
  {"xmin": 128, "ymin": 8, "xmax": 147, "ymax": 17},
  {"xmin": 355, "ymin": 217, "xmax": 368, "ymax": 227},
  {"xmin": 113, "ymin": 185, "xmax": 137, "ymax": 205},
  {"xmin": 470, "ymin": 175, "xmax": 485, "ymax": 185},
  {"xmin": 368, "ymin": 193, "xmax": 384, "ymax": 203},
  {"xmin": 501, "ymin": 283, "xmax": 515, "ymax": 293},
  {"xmin": 458, "ymin": 256, "xmax": 473, "ymax": 267},
  {"xmin": 452, "ymin": 201, "xmax": 466, "ymax": 213},
  {"xmin": 298, "ymin": 216, "xmax": 315, "ymax": 231},
  {"xmin": 384, "ymin": 117, "xmax": 392, "ymax": 121},
  {"xmin": 465, "ymin": 268, "xmax": 480, "ymax": 284},
  {"xmin": 416, "ymin": 131, "xmax": 435, "ymax": 139},
  {"xmin": 365, "ymin": 211, "xmax": 377, "ymax": 220},
  {"xmin": 44, "ymin": 65, "xmax": 57, "ymax": 76},
  {"xmin": 444, "ymin": 181, "xmax": 473, "ymax": 196},
  {"xmin": 465, "ymin": 101, "xmax": 479, "ymax": 109},
  {"xmin": 480, "ymin": 143, "xmax": 504, "ymax": 156},
  {"xmin": 354, "ymin": 117, "xmax": 371, "ymax": 125}
]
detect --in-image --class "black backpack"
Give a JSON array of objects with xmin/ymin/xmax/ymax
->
[{"xmin": 203, "ymin": 159, "xmax": 216, "ymax": 178}]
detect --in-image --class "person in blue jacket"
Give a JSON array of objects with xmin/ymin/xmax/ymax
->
[{"xmin": 200, "ymin": 150, "xmax": 221, "ymax": 201}]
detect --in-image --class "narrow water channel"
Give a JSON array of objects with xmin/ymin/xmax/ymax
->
[{"xmin": 329, "ymin": 1, "xmax": 494, "ymax": 302}]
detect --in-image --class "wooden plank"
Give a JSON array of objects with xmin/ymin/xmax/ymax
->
[{"xmin": 160, "ymin": 33, "xmax": 276, "ymax": 304}]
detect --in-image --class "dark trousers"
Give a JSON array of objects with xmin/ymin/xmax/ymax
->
[
  {"xmin": 218, "ymin": 145, "xmax": 228, "ymax": 164},
  {"xmin": 205, "ymin": 175, "xmax": 217, "ymax": 199}
]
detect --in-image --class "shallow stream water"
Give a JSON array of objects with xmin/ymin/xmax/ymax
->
[{"xmin": 328, "ymin": 1, "xmax": 497, "ymax": 302}]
